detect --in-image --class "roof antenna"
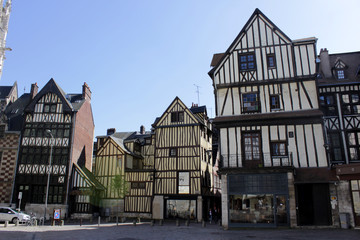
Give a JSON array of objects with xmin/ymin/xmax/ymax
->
[{"xmin": 194, "ymin": 84, "xmax": 200, "ymax": 105}]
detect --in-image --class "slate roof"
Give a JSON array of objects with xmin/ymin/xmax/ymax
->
[
  {"xmin": 0, "ymin": 86, "xmax": 13, "ymax": 99},
  {"xmin": 318, "ymin": 51, "xmax": 360, "ymax": 86},
  {"xmin": 4, "ymin": 93, "xmax": 31, "ymax": 131}
]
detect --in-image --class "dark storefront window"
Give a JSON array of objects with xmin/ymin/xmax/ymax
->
[
  {"xmin": 166, "ymin": 199, "xmax": 196, "ymax": 220},
  {"xmin": 228, "ymin": 173, "xmax": 288, "ymax": 227}
]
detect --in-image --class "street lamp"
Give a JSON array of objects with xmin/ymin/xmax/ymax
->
[{"xmin": 44, "ymin": 129, "xmax": 54, "ymax": 223}]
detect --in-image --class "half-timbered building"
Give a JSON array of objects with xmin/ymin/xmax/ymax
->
[
  {"xmin": 209, "ymin": 9, "xmax": 335, "ymax": 228},
  {"xmin": 151, "ymin": 97, "xmax": 214, "ymax": 222},
  {"xmin": 317, "ymin": 49, "xmax": 360, "ymax": 227},
  {"xmin": 94, "ymin": 128, "xmax": 154, "ymax": 219},
  {"xmin": 12, "ymin": 79, "xmax": 95, "ymax": 219}
]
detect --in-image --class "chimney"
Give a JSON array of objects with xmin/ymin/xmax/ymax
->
[
  {"xmin": 30, "ymin": 83, "xmax": 38, "ymax": 99},
  {"xmin": 82, "ymin": 82, "xmax": 91, "ymax": 101},
  {"xmin": 107, "ymin": 128, "xmax": 116, "ymax": 136},
  {"xmin": 140, "ymin": 125, "xmax": 145, "ymax": 134},
  {"xmin": 319, "ymin": 48, "xmax": 332, "ymax": 79}
]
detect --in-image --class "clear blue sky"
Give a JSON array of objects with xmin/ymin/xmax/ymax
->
[{"xmin": 1, "ymin": 0, "xmax": 359, "ymax": 138}]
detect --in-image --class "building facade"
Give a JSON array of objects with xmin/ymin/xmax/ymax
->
[
  {"xmin": 12, "ymin": 79, "xmax": 95, "ymax": 219},
  {"xmin": 151, "ymin": 97, "xmax": 214, "ymax": 221},
  {"xmin": 317, "ymin": 49, "xmax": 360, "ymax": 227},
  {"xmin": 209, "ymin": 9, "xmax": 335, "ymax": 228},
  {"xmin": 94, "ymin": 97, "xmax": 215, "ymax": 222}
]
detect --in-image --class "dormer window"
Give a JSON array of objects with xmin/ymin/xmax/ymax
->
[
  {"xmin": 336, "ymin": 70, "xmax": 345, "ymax": 79},
  {"xmin": 239, "ymin": 53, "xmax": 256, "ymax": 71}
]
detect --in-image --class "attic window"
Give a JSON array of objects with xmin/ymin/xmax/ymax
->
[
  {"xmin": 337, "ymin": 70, "xmax": 345, "ymax": 79},
  {"xmin": 239, "ymin": 53, "xmax": 256, "ymax": 71},
  {"xmin": 171, "ymin": 111, "xmax": 184, "ymax": 122}
]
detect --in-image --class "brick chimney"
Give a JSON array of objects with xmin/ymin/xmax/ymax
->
[
  {"xmin": 140, "ymin": 125, "xmax": 145, "ymax": 134},
  {"xmin": 30, "ymin": 83, "xmax": 38, "ymax": 99},
  {"xmin": 319, "ymin": 48, "xmax": 332, "ymax": 79},
  {"xmin": 107, "ymin": 128, "xmax": 116, "ymax": 136},
  {"xmin": 82, "ymin": 82, "xmax": 91, "ymax": 101}
]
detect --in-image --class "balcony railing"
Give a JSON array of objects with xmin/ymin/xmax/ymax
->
[{"xmin": 220, "ymin": 152, "xmax": 293, "ymax": 168}]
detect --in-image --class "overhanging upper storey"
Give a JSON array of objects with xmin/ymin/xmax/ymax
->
[{"xmin": 209, "ymin": 8, "xmax": 317, "ymax": 86}]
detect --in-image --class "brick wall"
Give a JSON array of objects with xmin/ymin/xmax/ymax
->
[
  {"xmin": 0, "ymin": 132, "xmax": 20, "ymax": 203},
  {"xmin": 70, "ymin": 100, "xmax": 94, "ymax": 171}
]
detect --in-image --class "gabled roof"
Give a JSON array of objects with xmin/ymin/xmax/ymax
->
[
  {"xmin": 25, "ymin": 78, "xmax": 75, "ymax": 112},
  {"xmin": 152, "ymin": 96, "xmax": 200, "ymax": 128},
  {"xmin": 73, "ymin": 163, "xmax": 105, "ymax": 191},
  {"xmin": 208, "ymin": 8, "xmax": 292, "ymax": 77}
]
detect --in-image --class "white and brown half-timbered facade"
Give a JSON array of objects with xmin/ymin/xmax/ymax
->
[
  {"xmin": 318, "ymin": 49, "xmax": 360, "ymax": 227},
  {"xmin": 94, "ymin": 128, "xmax": 154, "ymax": 219},
  {"xmin": 12, "ymin": 79, "xmax": 95, "ymax": 219},
  {"xmin": 151, "ymin": 97, "xmax": 214, "ymax": 222},
  {"xmin": 209, "ymin": 9, "xmax": 335, "ymax": 228}
]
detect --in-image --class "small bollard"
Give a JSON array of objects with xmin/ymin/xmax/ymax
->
[
  {"xmin": 15, "ymin": 219, "xmax": 19, "ymax": 227},
  {"xmin": 159, "ymin": 219, "xmax": 163, "ymax": 226},
  {"xmin": 116, "ymin": 216, "xmax": 119, "ymax": 226},
  {"xmin": 80, "ymin": 219, "xmax": 82, "ymax": 226},
  {"xmin": 176, "ymin": 219, "xmax": 179, "ymax": 226},
  {"xmin": 202, "ymin": 220, "xmax": 206, "ymax": 227},
  {"xmin": 4, "ymin": 221, "xmax": 8, "ymax": 227},
  {"xmin": 60, "ymin": 220, "xmax": 64, "ymax": 226},
  {"xmin": 98, "ymin": 216, "xmax": 101, "ymax": 227},
  {"xmin": 34, "ymin": 219, "xmax": 38, "ymax": 227},
  {"xmin": 150, "ymin": 220, "xmax": 154, "ymax": 226},
  {"xmin": 51, "ymin": 220, "xmax": 55, "ymax": 226},
  {"xmin": 133, "ymin": 219, "xmax": 136, "ymax": 226},
  {"xmin": 185, "ymin": 220, "xmax": 189, "ymax": 226}
]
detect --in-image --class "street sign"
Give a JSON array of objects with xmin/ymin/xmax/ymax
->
[
  {"xmin": 53, "ymin": 209, "xmax": 61, "ymax": 220},
  {"xmin": 18, "ymin": 192, "xmax": 22, "ymax": 200}
]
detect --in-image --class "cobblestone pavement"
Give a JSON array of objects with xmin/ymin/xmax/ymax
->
[{"xmin": 0, "ymin": 221, "xmax": 359, "ymax": 240}]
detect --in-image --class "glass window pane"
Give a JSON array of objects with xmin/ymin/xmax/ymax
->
[{"xmin": 351, "ymin": 180, "xmax": 359, "ymax": 191}]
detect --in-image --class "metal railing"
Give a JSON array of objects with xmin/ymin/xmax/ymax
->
[{"xmin": 220, "ymin": 152, "xmax": 293, "ymax": 168}]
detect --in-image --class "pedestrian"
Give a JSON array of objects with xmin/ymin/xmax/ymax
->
[
  {"xmin": 213, "ymin": 207, "xmax": 218, "ymax": 224},
  {"xmin": 209, "ymin": 208, "xmax": 212, "ymax": 224}
]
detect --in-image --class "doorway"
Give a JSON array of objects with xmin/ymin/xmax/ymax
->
[{"xmin": 296, "ymin": 183, "xmax": 332, "ymax": 225}]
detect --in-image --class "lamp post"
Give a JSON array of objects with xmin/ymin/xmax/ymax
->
[{"xmin": 44, "ymin": 129, "xmax": 54, "ymax": 223}]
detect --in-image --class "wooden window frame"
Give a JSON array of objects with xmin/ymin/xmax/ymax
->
[
  {"xmin": 131, "ymin": 182, "xmax": 146, "ymax": 189},
  {"xmin": 171, "ymin": 111, "xmax": 184, "ymax": 123},
  {"xmin": 336, "ymin": 69, "xmax": 345, "ymax": 79},
  {"xmin": 239, "ymin": 52, "xmax": 256, "ymax": 71},
  {"xmin": 347, "ymin": 131, "xmax": 360, "ymax": 162},
  {"xmin": 270, "ymin": 141, "xmax": 287, "ymax": 157},
  {"xmin": 267, "ymin": 54, "xmax": 276, "ymax": 69},
  {"xmin": 242, "ymin": 92, "xmax": 260, "ymax": 113},
  {"xmin": 169, "ymin": 148, "xmax": 177, "ymax": 157},
  {"xmin": 270, "ymin": 94, "xmax": 281, "ymax": 110},
  {"xmin": 242, "ymin": 131, "xmax": 262, "ymax": 161}
]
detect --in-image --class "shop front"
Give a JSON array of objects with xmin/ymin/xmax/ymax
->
[
  {"xmin": 228, "ymin": 173, "xmax": 289, "ymax": 227},
  {"xmin": 164, "ymin": 196, "xmax": 197, "ymax": 220}
]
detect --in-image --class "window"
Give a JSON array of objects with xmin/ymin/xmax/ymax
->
[
  {"xmin": 239, "ymin": 53, "xmax": 256, "ymax": 71},
  {"xmin": 169, "ymin": 148, "xmax": 177, "ymax": 157},
  {"xmin": 178, "ymin": 172, "xmax": 190, "ymax": 194},
  {"xmin": 43, "ymin": 104, "xmax": 57, "ymax": 113},
  {"xmin": 242, "ymin": 93, "xmax": 260, "ymax": 113},
  {"xmin": 348, "ymin": 131, "xmax": 360, "ymax": 161},
  {"xmin": 131, "ymin": 182, "xmax": 146, "ymax": 189},
  {"xmin": 329, "ymin": 132, "xmax": 343, "ymax": 162},
  {"xmin": 271, "ymin": 142, "xmax": 287, "ymax": 156},
  {"xmin": 0, "ymin": 152, "xmax": 2, "ymax": 166},
  {"xmin": 319, "ymin": 94, "xmax": 338, "ymax": 116},
  {"xmin": 350, "ymin": 180, "xmax": 360, "ymax": 217},
  {"xmin": 341, "ymin": 93, "xmax": 360, "ymax": 115},
  {"xmin": 243, "ymin": 132, "xmax": 261, "ymax": 160},
  {"xmin": 270, "ymin": 95, "xmax": 280, "ymax": 110},
  {"xmin": 171, "ymin": 111, "xmax": 184, "ymax": 122},
  {"xmin": 267, "ymin": 54, "xmax": 276, "ymax": 68},
  {"xmin": 336, "ymin": 70, "xmax": 345, "ymax": 79}
]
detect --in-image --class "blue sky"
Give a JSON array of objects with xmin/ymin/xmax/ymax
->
[{"xmin": 1, "ymin": 0, "xmax": 359, "ymax": 138}]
